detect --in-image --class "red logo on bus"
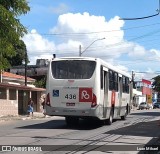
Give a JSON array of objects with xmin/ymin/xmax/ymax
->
[{"xmin": 79, "ymin": 88, "xmax": 92, "ymax": 102}]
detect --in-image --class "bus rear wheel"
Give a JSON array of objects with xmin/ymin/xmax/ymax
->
[
  {"xmin": 105, "ymin": 108, "xmax": 113, "ymax": 125},
  {"xmin": 65, "ymin": 117, "xmax": 79, "ymax": 126},
  {"xmin": 121, "ymin": 106, "xmax": 128, "ymax": 120}
]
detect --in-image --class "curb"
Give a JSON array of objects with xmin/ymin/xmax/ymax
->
[{"xmin": 0, "ymin": 114, "xmax": 51, "ymax": 122}]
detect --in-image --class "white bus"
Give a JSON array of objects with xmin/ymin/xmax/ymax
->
[{"xmin": 45, "ymin": 57, "xmax": 132, "ymax": 125}]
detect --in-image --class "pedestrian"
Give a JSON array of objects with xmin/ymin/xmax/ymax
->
[
  {"xmin": 27, "ymin": 98, "xmax": 34, "ymax": 117},
  {"xmin": 39, "ymin": 94, "xmax": 46, "ymax": 117},
  {"xmin": 41, "ymin": 97, "xmax": 46, "ymax": 117}
]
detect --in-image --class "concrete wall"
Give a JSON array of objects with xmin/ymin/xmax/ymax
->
[
  {"xmin": 0, "ymin": 99, "xmax": 18, "ymax": 116},
  {"xmin": 0, "ymin": 86, "xmax": 45, "ymax": 116}
]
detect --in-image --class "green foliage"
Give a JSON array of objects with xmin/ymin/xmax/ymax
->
[
  {"xmin": 0, "ymin": 0, "xmax": 30, "ymax": 69},
  {"xmin": 152, "ymin": 75, "xmax": 160, "ymax": 92},
  {"xmin": 34, "ymin": 76, "xmax": 46, "ymax": 88},
  {"xmin": 7, "ymin": 40, "xmax": 29, "ymax": 66}
]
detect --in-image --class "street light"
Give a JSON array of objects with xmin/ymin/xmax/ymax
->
[{"xmin": 79, "ymin": 37, "xmax": 105, "ymax": 57}]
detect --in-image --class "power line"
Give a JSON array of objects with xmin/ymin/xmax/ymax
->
[
  {"xmin": 120, "ymin": 11, "xmax": 159, "ymax": 20},
  {"xmin": 120, "ymin": 0, "xmax": 160, "ymax": 20},
  {"xmin": 133, "ymin": 71, "xmax": 160, "ymax": 74},
  {"xmin": 29, "ymin": 22, "xmax": 160, "ymax": 36}
]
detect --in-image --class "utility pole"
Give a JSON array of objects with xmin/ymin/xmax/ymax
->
[
  {"xmin": 0, "ymin": 52, "xmax": 2, "ymax": 83},
  {"xmin": 132, "ymin": 71, "xmax": 135, "ymax": 89},
  {"xmin": 24, "ymin": 50, "xmax": 27, "ymax": 86},
  {"xmin": 0, "ymin": 70, "xmax": 2, "ymax": 83},
  {"xmin": 132, "ymin": 71, "xmax": 134, "ymax": 82},
  {"xmin": 79, "ymin": 45, "xmax": 82, "ymax": 56}
]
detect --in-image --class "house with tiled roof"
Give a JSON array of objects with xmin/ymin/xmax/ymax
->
[
  {"xmin": 2, "ymin": 71, "xmax": 35, "ymax": 85},
  {"xmin": 0, "ymin": 72, "xmax": 46, "ymax": 116}
]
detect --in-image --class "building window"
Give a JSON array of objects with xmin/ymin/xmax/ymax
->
[
  {"xmin": 0, "ymin": 88, "xmax": 7, "ymax": 99},
  {"xmin": 9, "ymin": 89, "xmax": 16, "ymax": 100}
]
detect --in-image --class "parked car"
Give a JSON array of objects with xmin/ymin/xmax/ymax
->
[
  {"xmin": 147, "ymin": 103, "xmax": 153, "ymax": 109},
  {"xmin": 138, "ymin": 102, "xmax": 152, "ymax": 110},
  {"xmin": 153, "ymin": 102, "xmax": 160, "ymax": 109}
]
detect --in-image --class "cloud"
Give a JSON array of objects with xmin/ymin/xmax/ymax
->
[
  {"xmin": 149, "ymin": 49, "xmax": 160, "ymax": 61},
  {"xmin": 56, "ymin": 40, "xmax": 82, "ymax": 56},
  {"xmin": 50, "ymin": 3, "xmax": 70, "ymax": 14},
  {"xmin": 128, "ymin": 43, "xmax": 146, "ymax": 58},
  {"xmin": 51, "ymin": 13, "xmax": 124, "ymax": 39},
  {"xmin": 23, "ymin": 12, "xmax": 160, "ymax": 80},
  {"xmin": 23, "ymin": 29, "xmax": 56, "ymax": 64},
  {"xmin": 50, "ymin": 12, "xmax": 127, "ymax": 59},
  {"xmin": 134, "ymin": 68, "xmax": 157, "ymax": 81}
]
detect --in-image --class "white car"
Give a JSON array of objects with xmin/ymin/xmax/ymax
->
[{"xmin": 138, "ymin": 102, "xmax": 152, "ymax": 110}]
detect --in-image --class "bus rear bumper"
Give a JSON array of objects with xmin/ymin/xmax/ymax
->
[{"xmin": 45, "ymin": 106, "xmax": 98, "ymax": 118}]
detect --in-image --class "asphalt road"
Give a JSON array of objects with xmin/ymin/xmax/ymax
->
[{"xmin": 0, "ymin": 109, "xmax": 160, "ymax": 154}]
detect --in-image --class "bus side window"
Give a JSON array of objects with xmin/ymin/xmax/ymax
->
[
  {"xmin": 126, "ymin": 77, "xmax": 129, "ymax": 93},
  {"xmin": 104, "ymin": 71, "xmax": 108, "ymax": 92},
  {"xmin": 114, "ymin": 72, "xmax": 118, "ymax": 91},
  {"xmin": 101, "ymin": 66, "xmax": 103, "ymax": 89},
  {"xmin": 122, "ymin": 76, "xmax": 129, "ymax": 93},
  {"xmin": 109, "ymin": 70, "xmax": 113, "ymax": 90},
  {"xmin": 122, "ymin": 76, "xmax": 126, "ymax": 93}
]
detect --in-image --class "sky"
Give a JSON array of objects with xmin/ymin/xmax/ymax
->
[{"xmin": 20, "ymin": 0, "xmax": 160, "ymax": 81}]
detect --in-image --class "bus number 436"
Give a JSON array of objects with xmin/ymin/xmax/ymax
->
[{"xmin": 65, "ymin": 94, "xmax": 76, "ymax": 99}]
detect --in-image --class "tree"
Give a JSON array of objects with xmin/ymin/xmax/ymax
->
[
  {"xmin": 0, "ymin": 0, "xmax": 30, "ymax": 70},
  {"xmin": 7, "ymin": 40, "xmax": 29, "ymax": 66},
  {"xmin": 34, "ymin": 76, "xmax": 46, "ymax": 88},
  {"xmin": 152, "ymin": 75, "xmax": 160, "ymax": 92}
]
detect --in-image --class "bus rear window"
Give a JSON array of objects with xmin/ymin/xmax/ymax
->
[{"xmin": 51, "ymin": 60, "xmax": 96, "ymax": 79}]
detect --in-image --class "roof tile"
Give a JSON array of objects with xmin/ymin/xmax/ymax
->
[{"xmin": 2, "ymin": 72, "xmax": 35, "ymax": 81}]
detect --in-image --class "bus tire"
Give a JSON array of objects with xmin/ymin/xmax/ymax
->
[
  {"xmin": 65, "ymin": 117, "xmax": 79, "ymax": 126},
  {"xmin": 121, "ymin": 106, "xmax": 128, "ymax": 120},
  {"xmin": 106, "ymin": 108, "xmax": 113, "ymax": 125}
]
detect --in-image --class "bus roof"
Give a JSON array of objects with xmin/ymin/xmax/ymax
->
[
  {"xmin": 50, "ymin": 57, "xmax": 131, "ymax": 78},
  {"xmin": 51, "ymin": 57, "xmax": 97, "ymax": 61}
]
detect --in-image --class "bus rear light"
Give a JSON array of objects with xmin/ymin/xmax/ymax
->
[
  {"xmin": 46, "ymin": 93, "xmax": 51, "ymax": 106},
  {"xmin": 91, "ymin": 93, "xmax": 97, "ymax": 108}
]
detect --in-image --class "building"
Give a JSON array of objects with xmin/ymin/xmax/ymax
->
[
  {"xmin": 135, "ymin": 79, "xmax": 152, "ymax": 104},
  {"xmin": 0, "ymin": 72, "xmax": 45, "ymax": 116},
  {"xmin": 9, "ymin": 59, "xmax": 48, "ymax": 80}
]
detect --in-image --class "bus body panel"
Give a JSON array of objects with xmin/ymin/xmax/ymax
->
[{"xmin": 45, "ymin": 57, "xmax": 132, "ymax": 121}]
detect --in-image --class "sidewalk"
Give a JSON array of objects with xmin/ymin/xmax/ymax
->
[
  {"xmin": 0, "ymin": 112, "xmax": 50, "ymax": 122},
  {"xmin": 0, "ymin": 112, "xmax": 160, "ymax": 154}
]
